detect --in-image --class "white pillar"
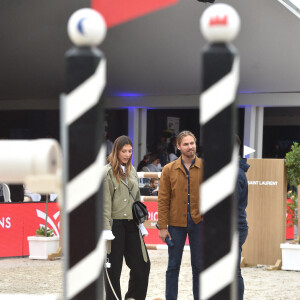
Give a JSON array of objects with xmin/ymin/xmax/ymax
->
[
  {"xmin": 128, "ymin": 108, "xmax": 147, "ymax": 168},
  {"xmin": 243, "ymin": 106, "xmax": 264, "ymax": 158},
  {"xmin": 128, "ymin": 108, "xmax": 139, "ymax": 167},
  {"xmin": 139, "ymin": 108, "xmax": 147, "ymax": 163},
  {"xmin": 256, "ymin": 106, "xmax": 264, "ymax": 158}
]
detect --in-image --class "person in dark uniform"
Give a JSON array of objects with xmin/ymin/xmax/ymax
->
[{"xmin": 236, "ymin": 135, "xmax": 250, "ymax": 300}]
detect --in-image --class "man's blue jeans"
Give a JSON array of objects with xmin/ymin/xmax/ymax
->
[
  {"xmin": 238, "ymin": 227, "xmax": 248, "ymax": 300},
  {"xmin": 166, "ymin": 220, "xmax": 204, "ymax": 300}
]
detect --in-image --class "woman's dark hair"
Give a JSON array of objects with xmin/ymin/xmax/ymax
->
[
  {"xmin": 143, "ymin": 154, "xmax": 150, "ymax": 161},
  {"xmin": 108, "ymin": 135, "xmax": 133, "ymax": 183}
]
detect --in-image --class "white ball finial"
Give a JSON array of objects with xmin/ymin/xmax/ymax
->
[
  {"xmin": 200, "ymin": 4, "xmax": 240, "ymax": 43},
  {"xmin": 67, "ymin": 8, "xmax": 107, "ymax": 47}
]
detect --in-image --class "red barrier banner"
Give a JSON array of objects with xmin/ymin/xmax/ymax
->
[
  {"xmin": 144, "ymin": 201, "xmax": 161, "ymax": 245},
  {"xmin": 0, "ymin": 203, "xmax": 60, "ymax": 257},
  {"xmin": 2, "ymin": 199, "xmax": 291, "ymax": 257},
  {"xmin": 92, "ymin": 0, "xmax": 178, "ymax": 28},
  {"xmin": 286, "ymin": 198, "xmax": 295, "ymax": 240},
  {"xmin": 143, "ymin": 201, "xmax": 189, "ymax": 245},
  {"xmin": 144, "ymin": 199, "xmax": 294, "ymax": 244}
]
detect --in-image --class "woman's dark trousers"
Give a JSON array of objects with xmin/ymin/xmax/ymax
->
[{"xmin": 104, "ymin": 220, "xmax": 150, "ymax": 300}]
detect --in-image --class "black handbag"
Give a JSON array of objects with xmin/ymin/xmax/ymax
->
[
  {"xmin": 132, "ymin": 201, "xmax": 148, "ymax": 225},
  {"xmin": 128, "ymin": 186, "xmax": 148, "ymax": 224}
]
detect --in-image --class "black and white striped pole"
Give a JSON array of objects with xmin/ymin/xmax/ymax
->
[
  {"xmin": 199, "ymin": 4, "xmax": 240, "ymax": 300},
  {"xmin": 61, "ymin": 8, "xmax": 107, "ymax": 300}
]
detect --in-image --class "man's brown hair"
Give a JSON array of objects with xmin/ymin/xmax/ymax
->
[{"xmin": 176, "ymin": 130, "xmax": 196, "ymax": 146}]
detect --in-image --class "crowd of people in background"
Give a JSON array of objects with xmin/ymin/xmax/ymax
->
[
  {"xmin": 135, "ymin": 135, "xmax": 184, "ymax": 195},
  {"xmin": 0, "ymin": 183, "xmax": 58, "ymax": 203},
  {"xmin": 137, "ymin": 135, "xmax": 183, "ymax": 173}
]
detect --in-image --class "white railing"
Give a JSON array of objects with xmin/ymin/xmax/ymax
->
[
  {"xmin": 137, "ymin": 171, "xmax": 160, "ymax": 202},
  {"xmin": 137, "ymin": 172, "xmax": 161, "ymax": 179}
]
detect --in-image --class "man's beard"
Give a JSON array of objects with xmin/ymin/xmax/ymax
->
[{"xmin": 184, "ymin": 150, "xmax": 195, "ymax": 158}]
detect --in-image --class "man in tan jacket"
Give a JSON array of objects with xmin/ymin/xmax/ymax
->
[{"xmin": 158, "ymin": 130, "xmax": 204, "ymax": 300}]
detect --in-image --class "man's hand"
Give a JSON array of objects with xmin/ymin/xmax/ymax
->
[{"xmin": 159, "ymin": 228, "xmax": 171, "ymax": 243}]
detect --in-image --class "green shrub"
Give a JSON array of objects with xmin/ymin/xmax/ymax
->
[{"xmin": 285, "ymin": 142, "xmax": 300, "ymax": 187}]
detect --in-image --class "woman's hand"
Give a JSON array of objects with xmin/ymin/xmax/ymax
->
[
  {"xmin": 103, "ymin": 230, "xmax": 115, "ymax": 240},
  {"xmin": 139, "ymin": 223, "xmax": 148, "ymax": 238}
]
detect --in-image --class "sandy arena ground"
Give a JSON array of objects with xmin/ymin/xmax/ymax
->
[{"xmin": 0, "ymin": 249, "xmax": 300, "ymax": 300}]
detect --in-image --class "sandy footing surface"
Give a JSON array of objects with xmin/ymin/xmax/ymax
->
[{"xmin": 0, "ymin": 250, "xmax": 300, "ymax": 299}]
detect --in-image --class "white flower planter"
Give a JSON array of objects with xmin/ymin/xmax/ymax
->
[
  {"xmin": 27, "ymin": 236, "xmax": 59, "ymax": 260},
  {"xmin": 280, "ymin": 243, "xmax": 300, "ymax": 271}
]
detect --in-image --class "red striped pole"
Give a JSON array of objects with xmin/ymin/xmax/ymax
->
[
  {"xmin": 61, "ymin": 8, "xmax": 107, "ymax": 300},
  {"xmin": 199, "ymin": 4, "xmax": 241, "ymax": 300}
]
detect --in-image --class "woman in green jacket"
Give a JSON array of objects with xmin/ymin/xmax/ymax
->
[{"xmin": 103, "ymin": 135, "xmax": 150, "ymax": 300}]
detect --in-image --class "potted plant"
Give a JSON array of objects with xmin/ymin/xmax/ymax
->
[
  {"xmin": 280, "ymin": 142, "xmax": 300, "ymax": 270},
  {"xmin": 27, "ymin": 194, "xmax": 59, "ymax": 259}
]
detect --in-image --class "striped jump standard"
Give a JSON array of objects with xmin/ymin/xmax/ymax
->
[
  {"xmin": 199, "ymin": 4, "xmax": 241, "ymax": 300},
  {"xmin": 61, "ymin": 9, "xmax": 107, "ymax": 300}
]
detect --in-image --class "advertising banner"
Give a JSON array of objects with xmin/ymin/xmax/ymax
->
[
  {"xmin": 143, "ymin": 201, "xmax": 189, "ymax": 245},
  {"xmin": 144, "ymin": 201, "xmax": 161, "ymax": 245},
  {"xmin": 0, "ymin": 202, "xmax": 60, "ymax": 257},
  {"xmin": 1, "ymin": 197, "xmax": 291, "ymax": 257}
]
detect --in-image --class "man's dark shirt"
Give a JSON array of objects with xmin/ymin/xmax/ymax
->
[{"xmin": 182, "ymin": 157, "xmax": 196, "ymax": 225}]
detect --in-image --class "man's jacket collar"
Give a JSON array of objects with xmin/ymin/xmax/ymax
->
[{"xmin": 174, "ymin": 156, "xmax": 201, "ymax": 171}]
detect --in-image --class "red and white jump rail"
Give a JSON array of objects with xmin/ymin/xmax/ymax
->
[
  {"xmin": 137, "ymin": 172, "xmax": 161, "ymax": 202},
  {"xmin": 137, "ymin": 171, "xmax": 191, "ymax": 251},
  {"xmin": 199, "ymin": 4, "xmax": 240, "ymax": 300}
]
